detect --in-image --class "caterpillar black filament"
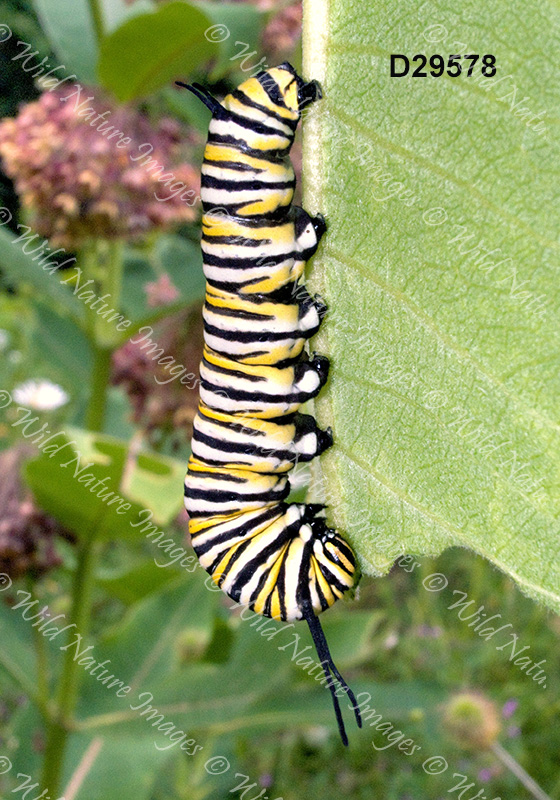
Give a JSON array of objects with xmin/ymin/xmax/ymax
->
[{"xmin": 179, "ymin": 63, "xmax": 362, "ymax": 745}]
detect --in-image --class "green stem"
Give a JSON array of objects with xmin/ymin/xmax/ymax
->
[
  {"xmin": 32, "ymin": 611, "xmax": 49, "ymax": 709},
  {"xmin": 492, "ymin": 741, "xmax": 552, "ymax": 800},
  {"xmin": 40, "ymin": 537, "xmax": 103, "ymax": 796},
  {"xmin": 85, "ymin": 344, "xmax": 112, "ymax": 433},
  {"xmin": 93, "ymin": 240, "xmax": 125, "ymax": 348},
  {"xmin": 84, "ymin": 240, "xmax": 125, "ymax": 432},
  {"xmin": 104, "ymin": 241, "xmax": 124, "ymax": 311},
  {"xmin": 87, "ymin": 0, "xmax": 105, "ymax": 42},
  {"xmin": 40, "ymin": 238, "xmax": 124, "ymax": 794}
]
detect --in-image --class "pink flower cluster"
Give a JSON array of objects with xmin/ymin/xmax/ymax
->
[{"xmin": 0, "ymin": 87, "xmax": 199, "ymax": 246}]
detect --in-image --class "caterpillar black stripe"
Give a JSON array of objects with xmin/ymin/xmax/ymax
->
[{"xmin": 179, "ymin": 63, "xmax": 362, "ymax": 745}]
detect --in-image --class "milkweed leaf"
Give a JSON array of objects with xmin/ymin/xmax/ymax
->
[{"xmin": 303, "ymin": 0, "xmax": 560, "ymax": 611}]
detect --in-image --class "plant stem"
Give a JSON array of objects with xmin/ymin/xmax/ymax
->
[
  {"xmin": 87, "ymin": 0, "xmax": 105, "ymax": 42},
  {"xmin": 32, "ymin": 610, "xmax": 49, "ymax": 709},
  {"xmin": 40, "ymin": 238, "xmax": 124, "ymax": 793},
  {"xmin": 84, "ymin": 240, "xmax": 125, "ymax": 432},
  {"xmin": 492, "ymin": 741, "xmax": 552, "ymax": 800},
  {"xmin": 85, "ymin": 344, "xmax": 112, "ymax": 433},
  {"xmin": 40, "ymin": 536, "xmax": 103, "ymax": 796}
]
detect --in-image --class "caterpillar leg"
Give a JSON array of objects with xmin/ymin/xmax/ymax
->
[
  {"xmin": 190, "ymin": 407, "xmax": 332, "ymax": 472},
  {"xmin": 199, "ymin": 347, "xmax": 330, "ymax": 418},
  {"xmin": 296, "ymin": 285, "xmax": 327, "ymax": 332},
  {"xmin": 293, "ymin": 353, "xmax": 330, "ymax": 395},
  {"xmin": 293, "ymin": 207, "xmax": 327, "ymax": 262},
  {"xmin": 293, "ymin": 414, "xmax": 333, "ymax": 461},
  {"xmin": 202, "ymin": 285, "xmax": 325, "ymax": 365},
  {"xmin": 183, "ymin": 62, "xmax": 361, "ymax": 745}
]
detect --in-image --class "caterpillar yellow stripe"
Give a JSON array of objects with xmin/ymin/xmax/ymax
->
[{"xmin": 180, "ymin": 63, "xmax": 362, "ymax": 745}]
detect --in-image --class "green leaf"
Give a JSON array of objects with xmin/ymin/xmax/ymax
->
[
  {"xmin": 32, "ymin": 303, "xmax": 91, "ymax": 386},
  {"xmin": 161, "ymin": 84, "xmax": 213, "ymax": 134},
  {"xmin": 8, "ymin": 700, "xmax": 169, "ymax": 800},
  {"xmin": 154, "ymin": 234, "xmax": 206, "ymax": 303},
  {"xmin": 99, "ymin": 0, "xmax": 156, "ymax": 34},
  {"xmin": 98, "ymin": 560, "xmax": 181, "ymax": 604},
  {"xmin": 98, "ymin": 1, "xmax": 219, "ymax": 101},
  {"xmin": 61, "ymin": 733, "xmax": 165, "ymax": 800},
  {"xmin": 0, "ymin": 227, "xmax": 83, "ymax": 321},
  {"xmin": 194, "ymin": 1, "xmax": 264, "ymax": 80},
  {"xmin": 320, "ymin": 609, "xmax": 385, "ymax": 668},
  {"xmin": 303, "ymin": 1, "xmax": 560, "ymax": 610},
  {"xmin": 24, "ymin": 428, "xmax": 186, "ymax": 540},
  {"xmin": 0, "ymin": 598, "xmax": 39, "ymax": 695},
  {"xmin": 120, "ymin": 237, "xmax": 205, "ymax": 323},
  {"xmin": 31, "ymin": 0, "xmax": 98, "ymax": 83}
]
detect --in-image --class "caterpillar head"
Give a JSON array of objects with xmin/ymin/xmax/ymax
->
[
  {"xmin": 178, "ymin": 64, "xmax": 322, "ymax": 132},
  {"xmin": 267, "ymin": 62, "xmax": 323, "ymax": 113},
  {"xmin": 230, "ymin": 63, "xmax": 322, "ymax": 123}
]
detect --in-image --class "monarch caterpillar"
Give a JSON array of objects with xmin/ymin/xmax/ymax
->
[{"xmin": 179, "ymin": 63, "xmax": 362, "ymax": 745}]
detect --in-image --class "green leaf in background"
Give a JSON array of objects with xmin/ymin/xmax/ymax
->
[
  {"xmin": 31, "ymin": 0, "xmax": 98, "ymax": 83},
  {"xmin": 98, "ymin": 1, "xmax": 218, "ymax": 102},
  {"xmin": 98, "ymin": 560, "xmax": 181, "ymax": 604},
  {"xmin": 33, "ymin": 303, "xmax": 91, "ymax": 386},
  {"xmin": 161, "ymin": 84, "xmax": 213, "ymax": 134},
  {"xmin": 24, "ymin": 428, "xmax": 186, "ymax": 540},
  {"xmin": 0, "ymin": 227, "xmax": 84, "ymax": 321},
  {"xmin": 161, "ymin": 2, "xmax": 266, "ymax": 128},
  {"xmin": 154, "ymin": 233, "xmax": 206, "ymax": 301},
  {"xmin": 99, "ymin": 0, "xmax": 156, "ymax": 34},
  {"xmin": 0, "ymin": 600, "xmax": 39, "ymax": 696},
  {"xmin": 303, "ymin": 0, "xmax": 560, "ymax": 610},
  {"xmin": 120, "ymin": 236, "xmax": 205, "ymax": 323},
  {"xmin": 195, "ymin": 1, "xmax": 264, "ymax": 80}
]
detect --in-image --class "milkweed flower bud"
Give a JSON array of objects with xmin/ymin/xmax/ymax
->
[{"xmin": 442, "ymin": 691, "xmax": 501, "ymax": 751}]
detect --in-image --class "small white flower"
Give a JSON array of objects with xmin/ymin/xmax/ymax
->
[
  {"xmin": 13, "ymin": 379, "xmax": 69, "ymax": 411},
  {"xmin": 384, "ymin": 631, "xmax": 399, "ymax": 649}
]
